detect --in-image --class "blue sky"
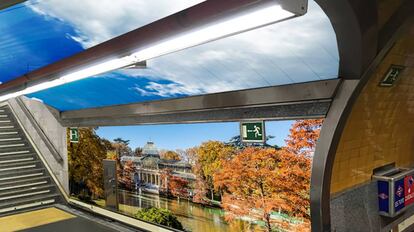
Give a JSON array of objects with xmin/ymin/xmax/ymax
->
[
  {"xmin": 96, "ymin": 120, "xmax": 294, "ymax": 150},
  {"xmin": 0, "ymin": 0, "xmax": 338, "ymax": 111},
  {"xmin": 0, "ymin": 1, "xmax": 337, "ymax": 149}
]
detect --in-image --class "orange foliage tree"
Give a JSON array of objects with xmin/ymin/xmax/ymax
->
[
  {"xmin": 119, "ymin": 160, "xmax": 136, "ymax": 190},
  {"xmin": 160, "ymin": 169, "xmax": 190, "ymax": 198},
  {"xmin": 213, "ymin": 119, "xmax": 323, "ymax": 231},
  {"xmin": 214, "ymin": 148, "xmax": 285, "ymax": 231},
  {"xmin": 160, "ymin": 150, "xmax": 181, "ymax": 161},
  {"xmin": 192, "ymin": 141, "xmax": 235, "ymax": 203},
  {"xmin": 285, "ymin": 119, "xmax": 323, "ymax": 156}
]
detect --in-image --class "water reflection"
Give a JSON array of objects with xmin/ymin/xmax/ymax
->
[{"xmin": 118, "ymin": 189, "xmax": 243, "ymax": 232}]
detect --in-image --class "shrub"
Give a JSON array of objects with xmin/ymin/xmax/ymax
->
[{"xmin": 135, "ymin": 207, "xmax": 184, "ymax": 230}]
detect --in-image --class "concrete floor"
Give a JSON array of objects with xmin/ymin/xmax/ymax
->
[{"xmin": 0, "ymin": 207, "xmax": 134, "ymax": 232}]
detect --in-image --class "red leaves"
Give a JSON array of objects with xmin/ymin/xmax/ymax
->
[{"xmin": 119, "ymin": 160, "xmax": 136, "ymax": 191}]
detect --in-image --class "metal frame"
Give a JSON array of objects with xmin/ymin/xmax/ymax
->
[
  {"xmin": 310, "ymin": 12, "xmax": 414, "ymax": 232},
  {"xmin": 0, "ymin": 0, "xmax": 26, "ymax": 11},
  {"xmin": 0, "ymin": 0, "xmax": 307, "ymax": 96},
  {"xmin": 56, "ymin": 79, "xmax": 339, "ymax": 126},
  {"xmin": 373, "ymin": 168, "xmax": 414, "ymax": 218}
]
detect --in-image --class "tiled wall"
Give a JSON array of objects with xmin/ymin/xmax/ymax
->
[{"xmin": 330, "ymin": 26, "xmax": 414, "ymax": 194}]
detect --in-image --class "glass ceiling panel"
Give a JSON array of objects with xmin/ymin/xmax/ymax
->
[
  {"xmin": 1, "ymin": 0, "xmax": 338, "ymax": 111},
  {"xmin": 0, "ymin": 0, "xmax": 204, "ymax": 83}
]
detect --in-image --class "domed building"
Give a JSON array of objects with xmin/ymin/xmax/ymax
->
[{"xmin": 120, "ymin": 141, "xmax": 195, "ymax": 194}]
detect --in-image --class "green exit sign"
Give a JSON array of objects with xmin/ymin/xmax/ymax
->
[
  {"xmin": 70, "ymin": 128, "xmax": 79, "ymax": 143},
  {"xmin": 240, "ymin": 121, "xmax": 265, "ymax": 143},
  {"xmin": 380, "ymin": 65, "xmax": 404, "ymax": 87}
]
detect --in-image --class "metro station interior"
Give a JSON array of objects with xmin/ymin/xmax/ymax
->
[{"xmin": 0, "ymin": 0, "xmax": 414, "ymax": 231}]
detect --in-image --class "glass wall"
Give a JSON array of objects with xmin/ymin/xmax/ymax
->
[{"xmin": 67, "ymin": 119, "xmax": 323, "ymax": 231}]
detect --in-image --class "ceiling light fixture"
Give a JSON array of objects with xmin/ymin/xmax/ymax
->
[{"xmin": 0, "ymin": 0, "xmax": 307, "ymax": 102}]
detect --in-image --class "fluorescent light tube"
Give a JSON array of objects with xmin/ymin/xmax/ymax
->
[
  {"xmin": 132, "ymin": 5, "xmax": 294, "ymax": 61},
  {"xmin": 0, "ymin": 3, "xmax": 298, "ymax": 101}
]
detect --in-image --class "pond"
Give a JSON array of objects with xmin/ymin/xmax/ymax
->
[{"xmin": 117, "ymin": 190, "xmax": 257, "ymax": 232}]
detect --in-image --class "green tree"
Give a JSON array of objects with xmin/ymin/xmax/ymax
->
[
  {"xmin": 113, "ymin": 137, "xmax": 130, "ymax": 145},
  {"xmin": 112, "ymin": 138, "xmax": 132, "ymax": 157},
  {"xmin": 135, "ymin": 207, "xmax": 184, "ymax": 230},
  {"xmin": 226, "ymin": 135, "xmax": 280, "ymax": 149},
  {"xmin": 68, "ymin": 128, "xmax": 108, "ymax": 199}
]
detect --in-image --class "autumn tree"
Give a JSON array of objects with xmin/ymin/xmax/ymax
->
[
  {"xmin": 134, "ymin": 147, "xmax": 143, "ymax": 157},
  {"xmin": 160, "ymin": 150, "xmax": 181, "ymax": 161},
  {"xmin": 119, "ymin": 160, "xmax": 136, "ymax": 190},
  {"xmin": 68, "ymin": 128, "xmax": 108, "ymax": 199},
  {"xmin": 277, "ymin": 149, "xmax": 311, "ymax": 220},
  {"xmin": 160, "ymin": 169, "xmax": 190, "ymax": 198},
  {"xmin": 193, "ymin": 141, "xmax": 235, "ymax": 202},
  {"xmin": 180, "ymin": 147, "xmax": 197, "ymax": 165},
  {"xmin": 285, "ymin": 119, "xmax": 323, "ymax": 156},
  {"xmin": 112, "ymin": 137, "xmax": 132, "ymax": 157},
  {"xmin": 215, "ymin": 148, "xmax": 285, "ymax": 231}
]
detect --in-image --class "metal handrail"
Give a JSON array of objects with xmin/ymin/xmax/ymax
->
[{"xmin": 15, "ymin": 97, "xmax": 64, "ymax": 163}]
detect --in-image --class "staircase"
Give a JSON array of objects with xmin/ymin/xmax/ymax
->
[{"xmin": 0, "ymin": 105, "xmax": 61, "ymax": 215}]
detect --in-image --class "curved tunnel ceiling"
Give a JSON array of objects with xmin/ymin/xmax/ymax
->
[{"xmin": 0, "ymin": 0, "xmax": 339, "ymax": 111}]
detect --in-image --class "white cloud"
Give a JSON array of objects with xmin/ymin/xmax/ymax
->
[
  {"xmin": 131, "ymin": 82, "xmax": 202, "ymax": 98},
  {"xmin": 29, "ymin": 0, "xmax": 339, "ymax": 97},
  {"xmin": 29, "ymin": 0, "xmax": 204, "ymax": 48}
]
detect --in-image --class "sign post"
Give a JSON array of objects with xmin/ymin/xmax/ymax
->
[
  {"xmin": 240, "ymin": 121, "xmax": 265, "ymax": 143},
  {"xmin": 69, "ymin": 128, "xmax": 79, "ymax": 143}
]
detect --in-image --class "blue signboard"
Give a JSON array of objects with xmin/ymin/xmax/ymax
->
[
  {"xmin": 378, "ymin": 180, "xmax": 390, "ymax": 213},
  {"xmin": 395, "ymin": 178, "xmax": 405, "ymax": 213}
]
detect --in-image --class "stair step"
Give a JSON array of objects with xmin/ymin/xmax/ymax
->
[
  {"xmin": 0, "ymin": 153, "xmax": 36, "ymax": 162},
  {"xmin": 0, "ymin": 177, "xmax": 49, "ymax": 191},
  {"xmin": 0, "ymin": 132, "xmax": 17, "ymax": 135},
  {"xmin": 0, "ymin": 105, "xmax": 62, "ymax": 212},
  {"xmin": 0, "ymin": 150, "xmax": 31, "ymax": 156},
  {"xmin": 0, "ymin": 157, "xmax": 34, "ymax": 164},
  {"xmin": 0, "ymin": 184, "xmax": 54, "ymax": 198},
  {"xmin": 0, "ymin": 143, "xmax": 25, "ymax": 148},
  {"xmin": 0, "ymin": 138, "xmax": 22, "ymax": 142},
  {"xmin": 0, "ymin": 126, "xmax": 14, "ymax": 129},
  {"xmin": 0, "ymin": 193, "xmax": 59, "ymax": 214},
  {"xmin": 0, "ymin": 189, "xmax": 51, "ymax": 201},
  {"xmin": 0, "ymin": 171, "xmax": 44, "ymax": 182},
  {"xmin": 0, "ymin": 160, "xmax": 40, "ymax": 171},
  {"xmin": 0, "ymin": 167, "xmax": 44, "ymax": 179}
]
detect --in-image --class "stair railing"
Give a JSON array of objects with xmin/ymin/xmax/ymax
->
[{"xmin": 15, "ymin": 97, "xmax": 64, "ymax": 163}]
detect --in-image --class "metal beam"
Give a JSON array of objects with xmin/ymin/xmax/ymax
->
[
  {"xmin": 310, "ymin": 15, "xmax": 412, "ymax": 232},
  {"xmin": 0, "ymin": 0, "xmax": 26, "ymax": 11},
  {"xmin": 315, "ymin": 0, "xmax": 378, "ymax": 79},
  {"xmin": 60, "ymin": 101, "xmax": 330, "ymax": 127},
  {"xmin": 58, "ymin": 79, "xmax": 339, "ymax": 126}
]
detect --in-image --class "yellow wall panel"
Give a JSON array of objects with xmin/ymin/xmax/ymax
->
[{"xmin": 331, "ymin": 28, "xmax": 414, "ymax": 194}]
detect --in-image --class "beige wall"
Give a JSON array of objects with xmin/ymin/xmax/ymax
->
[{"xmin": 331, "ymin": 24, "xmax": 414, "ymax": 194}]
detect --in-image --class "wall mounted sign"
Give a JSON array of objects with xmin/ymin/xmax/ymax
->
[
  {"xmin": 374, "ymin": 168, "xmax": 414, "ymax": 217},
  {"xmin": 240, "ymin": 121, "xmax": 265, "ymax": 143},
  {"xmin": 380, "ymin": 65, "xmax": 405, "ymax": 87},
  {"xmin": 69, "ymin": 127, "xmax": 79, "ymax": 143}
]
